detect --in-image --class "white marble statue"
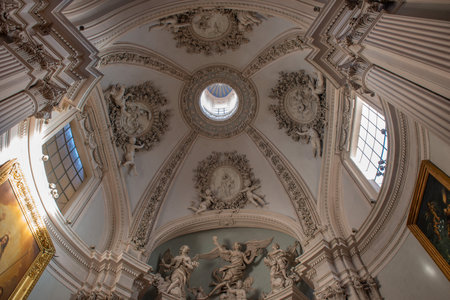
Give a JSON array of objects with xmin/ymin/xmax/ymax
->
[
  {"xmin": 264, "ymin": 241, "xmax": 301, "ymax": 295},
  {"xmin": 198, "ymin": 236, "xmax": 272, "ymax": 296},
  {"xmin": 240, "ymin": 179, "xmax": 266, "ymax": 207},
  {"xmin": 159, "ymin": 245, "xmax": 199, "ymax": 298},
  {"xmin": 120, "ymin": 136, "xmax": 144, "ymax": 176}
]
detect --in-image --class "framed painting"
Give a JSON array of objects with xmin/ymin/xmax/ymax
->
[
  {"xmin": 407, "ymin": 160, "xmax": 450, "ymax": 280},
  {"xmin": 0, "ymin": 160, "xmax": 55, "ymax": 299}
]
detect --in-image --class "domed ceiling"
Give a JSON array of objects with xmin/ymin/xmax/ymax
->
[{"xmin": 62, "ymin": 0, "xmax": 326, "ymax": 245}]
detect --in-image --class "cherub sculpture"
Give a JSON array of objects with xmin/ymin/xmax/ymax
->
[
  {"xmin": 264, "ymin": 241, "xmax": 301, "ymax": 294},
  {"xmin": 105, "ymin": 84, "xmax": 131, "ymax": 114},
  {"xmin": 197, "ymin": 236, "xmax": 272, "ymax": 296},
  {"xmin": 189, "ymin": 189, "xmax": 215, "ymax": 214},
  {"xmin": 159, "ymin": 245, "xmax": 199, "ymax": 298},
  {"xmin": 296, "ymin": 128, "xmax": 322, "ymax": 158},
  {"xmin": 240, "ymin": 179, "xmax": 266, "ymax": 207},
  {"xmin": 120, "ymin": 136, "xmax": 144, "ymax": 176}
]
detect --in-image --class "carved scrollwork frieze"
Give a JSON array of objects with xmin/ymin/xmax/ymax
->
[
  {"xmin": 242, "ymin": 32, "xmax": 308, "ymax": 78},
  {"xmin": 246, "ymin": 127, "xmax": 318, "ymax": 237},
  {"xmin": 99, "ymin": 48, "xmax": 191, "ymax": 81},
  {"xmin": 149, "ymin": 7, "xmax": 265, "ymax": 55},
  {"xmin": 269, "ymin": 70, "xmax": 327, "ymax": 157},
  {"xmin": 131, "ymin": 131, "xmax": 198, "ymax": 249}
]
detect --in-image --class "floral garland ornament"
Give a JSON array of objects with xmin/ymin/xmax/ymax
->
[
  {"xmin": 149, "ymin": 7, "xmax": 265, "ymax": 55},
  {"xmin": 104, "ymin": 82, "xmax": 170, "ymax": 175},
  {"xmin": 269, "ymin": 70, "xmax": 327, "ymax": 157},
  {"xmin": 191, "ymin": 151, "xmax": 266, "ymax": 212}
]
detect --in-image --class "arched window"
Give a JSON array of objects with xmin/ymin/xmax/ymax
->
[
  {"xmin": 42, "ymin": 123, "xmax": 85, "ymax": 211},
  {"xmin": 351, "ymin": 97, "xmax": 388, "ymax": 187}
]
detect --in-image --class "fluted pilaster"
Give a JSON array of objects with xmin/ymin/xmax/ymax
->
[
  {"xmin": 0, "ymin": 45, "xmax": 32, "ymax": 100},
  {"xmin": 0, "ymin": 91, "xmax": 37, "ymax": 135},
  {"xmin": 365, "ymin": 66, "xmax": 450, "ymax": 141},
  {"xmin": 363, "ymin": 14, "xmax": 450, "ymax": 98}
]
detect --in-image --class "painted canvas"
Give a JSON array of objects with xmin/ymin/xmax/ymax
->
[
  {"xmin": 408, "ymin": 160, "xmax": 450, "ymax": 280},
  {"xmin": 0, "ymin": 160, "xmax": 54, "ymax": 299}
]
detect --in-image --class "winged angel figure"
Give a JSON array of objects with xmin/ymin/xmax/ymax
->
[{"xmin": 197, "ymin": 236, "xmax": 273, "ymax": 296}]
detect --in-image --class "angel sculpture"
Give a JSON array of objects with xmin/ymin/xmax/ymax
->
[
  {"xmin": 198, "ymin": 236, "xmax": 273, "ymax": 296},
  {"xmin": 264, "ymin": 241, "xmax": 301, "ymax": 294},
  {"xmin": 159, "ymin": 245, "xmax": 199, "ymax": 298},
  {"xmin": 240, "ymin": 179, "xmax": 266, "ymax": 207}
]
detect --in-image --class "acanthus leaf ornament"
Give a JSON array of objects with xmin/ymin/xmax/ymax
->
[
  {"xmin": 149, "ymin": 8, "xmax": 265, "ymax": 55},
  {"xmin": 269, "ymin": 70, "xmax": 327, "ymax": 157},
  {"xmin": 192, "ymin": 151, "xmax": 266, "ymax": 212}
]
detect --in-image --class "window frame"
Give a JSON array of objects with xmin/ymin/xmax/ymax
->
[
  {"xmin": 342, "ymin": 92, "xmax": 388, "ymax": 203},
  {"xmin": 41, "ymin": 113, "xmax": 95, "ymax": 217}
]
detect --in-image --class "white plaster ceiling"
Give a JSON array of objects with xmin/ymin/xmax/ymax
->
[{"xmin": 90, "ymin": 2, "xmax": 323, "ymax": 234}]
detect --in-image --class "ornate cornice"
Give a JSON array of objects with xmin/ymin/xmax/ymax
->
[
  {"xmin": 98, "ymin": 44, "xmax": 191, "ymax": 81},
  {"xmin": 246, "ymin": 126, "xmax": 320, "ymax": 237},
  {"xmin": 131, "ymin": 131, "xmax": 198, "ymax": 249},
  {"xmin": 146, "ymin": 210, "xmax": 306, "ymax": 255},
  {"xmin": 242, "ymin": 30, "xmax": 308, "ymax": 78}
]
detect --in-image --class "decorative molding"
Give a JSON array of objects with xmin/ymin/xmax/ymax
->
[
  {"xmin": 315, "ymin": 280, "xmax": 346, "ymax": 300},
  {"xmin": 149, "ymin": 7, "xmax": 264, "ymax": 55},
  {"xmin": 337, "ymin": 89, "xmax": 354, "ymax": 152},
  {"xmin": 337, "ymin": 55, "xmax": 373, "ymax": 96},
  {"xmin": 131, "ymin": 131, "xmax": 198, "ymax": 249},
  {"xmin": 180, "ymin": 65, "xmax": 257, "ymax": 138},
  {"xmin": 191, "ymin": 151, "xmax": 266, "ymax": 212},
  {"xmin": 76, "ymin": 107, "xmax": 106, "ymax": 178},
  {"xmin": 242, "ymin": 30, "xmax": 308, "ymax": 78},
  {"xmin": 246, "ymin": 126, "xmax": 319, "ymax": 237},
  {"xmin": 104, "ymin": 81, "xmax": 170, "ymax": 152},
  {"xmin": 269, "ymin": 70, "xmax": 327, "ymax": 157},
  {"xmin": 146, "ymin": 210, "xmax": 306, "ymax": 256},
  {"xmin": 99, "ymin": 45, "xmax": 191, "ymax": 81}
]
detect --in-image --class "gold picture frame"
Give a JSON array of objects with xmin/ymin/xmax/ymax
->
[
  {"xmin": 0, "ymin": 160, "xmax": 55, "ymax": 299},
  {"xmin": 407, "ymin": 160, "xmax": 450, "ymax": 280}
]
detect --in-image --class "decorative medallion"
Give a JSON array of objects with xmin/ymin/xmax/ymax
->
[
  {"xmin": 269, "ymin": 71, "xmax": 327, "ymax": 157},
  {"xmin": 180, "ymin": 65, "xmax": 257, "ymax": 138},
  {"xmin": 191, "ymin": 151, "xmax": 266, "ymax": 211},
  {"xmin": 149, "ymin": 8, "xmax": 264, "ymax": 55},
  {"xmin": 104, "ymin": 81, "xmax": 170, "ymax": 151}
]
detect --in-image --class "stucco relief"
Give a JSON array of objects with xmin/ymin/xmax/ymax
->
[
  {"xmin": 191, "ymin": 151, "xmax": 266, "ymax": 212},
  {"xmin": 269, "ymin": 70, "xmax": 327, "ymax": 157},
  {"xmin": 104, "ymin": 81, "xmax": 170, "ymax": 151},
  {"xmin": 149, "ymin": 8, "xmax": 264, "ymax": 55}
]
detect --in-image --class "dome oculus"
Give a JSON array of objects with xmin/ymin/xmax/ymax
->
[{"xmin": 200, "ymin": 83, "xmax": 239, "ymax": 121}]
